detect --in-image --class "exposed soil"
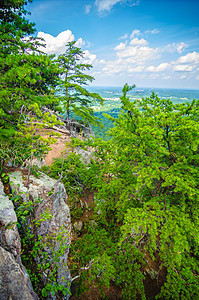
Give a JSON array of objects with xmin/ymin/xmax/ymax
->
[
  {"xmin": 143, "ymin": 250, "xmax": 167, "ymax": 299},
  {"xmin": 38, "ymin": 127, "xmax": 72, "ymax": 165},
  {"xmin": 70, "ymin": 280, "xmax": 122, "ymax": 300}
]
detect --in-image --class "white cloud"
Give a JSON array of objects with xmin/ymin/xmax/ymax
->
[
  {"xmin": 116, "ymin": 46, "xmax": 136, "ymax": 58},
  {"xmin": 151, "ymin": 28, "xmax": 160, "ymax": 34},
  {"xmin": 157, "ymin": 63, "xmax": 170, "ymax": 72},
  {"xmin": 99, "ymin": 59, "xmax": 106, "ymax": 64},
  {"xmin": 119, "ymin": 33, "xmax": 128, "ymax": 40},
  {"xmin": 146, "ymin": 63, "xmax": 170, "ymax": 72},
  {"xmin": 75, "ymin": 38, "xmax": 85, "ymax": 48},
  {"xmin": 85, "ymin": 4, "xmax": 92, "ymax": 14},
  {"xmin": 180, "ymin": 75, "xmax": 188, "ymax": 79},
  {"xmin": 78, "ymin": 31, "xmax": 198, "ymax": 87},
  {"xmin": 173, "ymin": 64, "xmax": 194, "ymax": 72},
  {"xmin": 117, "ymin": 46, "xmax": 159, "ymax": 64},
  {"xmin": 95, "ymin": 0, "xmax": 120, "ymax": 12},
  {"xmin": 102, "ymin": 58, "xmax": 126, "ymax": 74},
  {"xmin": 101, "ymin": 42, "xmax": 160, "ymax": 76},
  {"xmin": 83, "ymin": 50, "xmax": 96, "ymax": 64},
  {"xmin": 177, "ymin": 51, "xmax": 199, "ymax": 64},
  {"xmin": 130, "ymin": 0, "xmax": 140, "ymax": 7},
  {"xmin": 157, "ymin": 63, "xmax": 170, "ymax": 71},
  {"xmin": 36, "ymin": 30, "xmax": 97, "ymax": 66},
  {"xmin": 162, "ymin": 75, "xmax": 171, "ymax": 80},
  {"xmin": 149, "ymin": 74, "xmax": 159, "ymax": 79},
  {"xmin": 146, "ymin": 66, "xmax": 155, "ymax": 72},
  {"xmin": 162, "ymin": 42, "xmax": 188, "ymax": 54},
  {"xmin": 130, "ymin": 37, "xmax": 148, "ymax": 46},
  {"xmin": 145, "ymin": 28, "xmax": 160, "ymax": 34},
  {"xmin": 114, "ymin": 36, "xmax": 158, "ymax": 66},
  {"xmin": 128, "ymin": 66, "xmax": 145, "ymax": 72},
  {"xmin": 114, "ymin": 42, "xmax": 126, "ymax": 50},
  {"xmin": 130, "ymin": 29, "xmax": 140, "ymax": 39},
  {"xmin": 95, "ymin": 0, "xmax": 140, "ymax": 12},
  {"xmin": 177, "ymin": 42, "xmax": 188, "ymax": 54},
  {"xmin": 37, "ymin": 30, "xmax": 74, "ymax": 55}
]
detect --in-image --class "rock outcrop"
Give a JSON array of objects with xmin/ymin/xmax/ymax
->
[
  {"xmin": 0, "ymin": 115, "xmax": 94, "ymax": 299},
  {"xmin": 67, "ymin": 120, "xmax": 94, "ymax": 140},
  {"xmin": 0, "ymin": 181, "xmax": 39, "ymax": 300},
  {"xmin": 9, "ymin": 170, "xmax": 72, "ymax": 299},
  {"xmin": 74, "ymin": 147, "xmax": 93, "ymax": 165}
]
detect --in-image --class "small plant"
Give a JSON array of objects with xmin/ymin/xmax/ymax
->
[
  {"xmin": 1, "ymin": 172, "xmax": 9, "ymax": 184},
  {"xmin": 46, "ymin": 152, "xmax": 89, "ymax": 196},
  {"xmin": 30, "ymin": 165, "xmax": 40, "ymax": 178},
  {"xmin": 70, "ymin": 206, "xmax": 84, "ymax": 221},
  {"xmin": 40, "ymin": 164, "xmax": 51, "ymax": 175},
  {"xmin": 25, "ymin": 223, "xmax": 71, "ymax": 298}
]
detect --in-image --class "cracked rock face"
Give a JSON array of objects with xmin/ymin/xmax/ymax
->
[
  {"xmin": 0, "ymin": 246, "xmax": 39, "ymax": 300},
  {"xmin": 0, "ymin": 181, "xmax": 19, "ymax": 258},
  {"xmin": 9, "ymin": 170, "xmax": 72, "ymax": 300},
  {"xmin": 0, "ymin": 181, "xmax": 39, "ymax": 300}
]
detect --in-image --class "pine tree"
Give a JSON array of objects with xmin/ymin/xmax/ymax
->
[
  {"xmin": 0, "ymin": 0, "xmax": 59, "ymax": 165},
  {"xmin": 56, "ymin": 41, "xmax": 103, "ymax": 125}
]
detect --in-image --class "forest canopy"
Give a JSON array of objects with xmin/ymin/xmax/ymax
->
[{"xmin": 47, "ymin": 85, "xmax": 199, "ymax": 299}]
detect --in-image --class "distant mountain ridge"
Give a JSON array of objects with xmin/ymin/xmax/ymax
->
[
  {"xmin": 88, "ymin": 86, "xmax": 199, "ymax": 106},
  {"xmin": 89, "ymin": 86, "xmax": 199, "ymax": 140}
]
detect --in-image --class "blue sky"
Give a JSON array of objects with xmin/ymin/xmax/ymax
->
[{"xmin": 27, "ymin": 0, "xmax": 199, "ymax": 89}]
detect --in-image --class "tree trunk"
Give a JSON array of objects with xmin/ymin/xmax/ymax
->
[{"xmin": 65, "ymin": 85, "xmax": 70, "ymax": 123}]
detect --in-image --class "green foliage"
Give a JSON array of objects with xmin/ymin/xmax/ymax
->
[
  {"xmin": 41, "ymin": 152, "xmax": 89, "ymax": 196},
  {"xmin": 58, "ymin": 84, "xmax": 199, "ymax": 299},
  {"xmin": 115, "ymin": 239, "xmax": 146, "ymax": 300},
  {"xmin": 56, "ymin": 41, "xmax": 104, "ymax": 125},
  {"xmin": 0, "ymin": 0, "xmax": 36, "ymax": 56},
  {"xmin": 70, "ymin": 207, "xmax": 84, "ymax": 221},
  {"xmin": 0, "ymin": 170, "xmax": 9, "ymax": 184},
  {"xmin": 69, "ymin": 226, "xmax": 116, "ymax": 296},
  {"xmin": 0, "ymin": 51, "xmax": 59, "ymax": 131},
  {"xmin": 91, "ymin": 109, "xmax": 120, "ymax": 140},
  {"xmin": 0, "ymin": 0, "xmax": 104, "ymax": 170},
  {"xmin": 0, "ymin": 0, "xmax": 60, "ymax": 167},
  {"xmin": 0, "ymin": 0, "xmax": 58, "ymax": 130},
  {"xmin": 0, "ymin": 135, "xmax": 30, "ymax": 166},
  {"xmin": 91, "ymin": 85, "xmax": 199, "ymax": 298}
]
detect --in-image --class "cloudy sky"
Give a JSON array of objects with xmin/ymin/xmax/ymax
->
[{"xmin": 27, "ymin": 0, "xmax": 199, "ymax": 89}]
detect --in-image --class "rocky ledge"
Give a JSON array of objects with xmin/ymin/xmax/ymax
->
[{"xmin": 0, "ymin": 169, "xmax": 72, "ymax": 300}]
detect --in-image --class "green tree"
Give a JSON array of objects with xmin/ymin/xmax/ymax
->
[
  {"xmin": 0, "ymin": 0, "xmax": 35, "ymax": 55},
  {"xmin": 62, "ymin": 84, "xmax": 199, "ymax": 299},
  {"xmin": 0, "ymin": 0, "xmax": 59, "ymax": 165},
  {"xmin": 0, "ymin": 2, "xmax": 70, "ymax": 297},
  {"xmin": 56, "ymin": 41, "xmax": 104, "ymax": 125}
]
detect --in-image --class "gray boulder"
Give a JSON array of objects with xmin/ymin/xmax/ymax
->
[
  {"xmin": 0, "ymin": 246, "xmax": 39, "ymax": 300},
  {"xmin": 74, "ymin": 146, "xmax": 93, "ymax": 165},
  {"xmin": 9, "ymin": 170, "xmax": 72, "ymax": 300},
  {"xmin": 0, "ymin": 181, "xmax": 38, "ymax": 299}
]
